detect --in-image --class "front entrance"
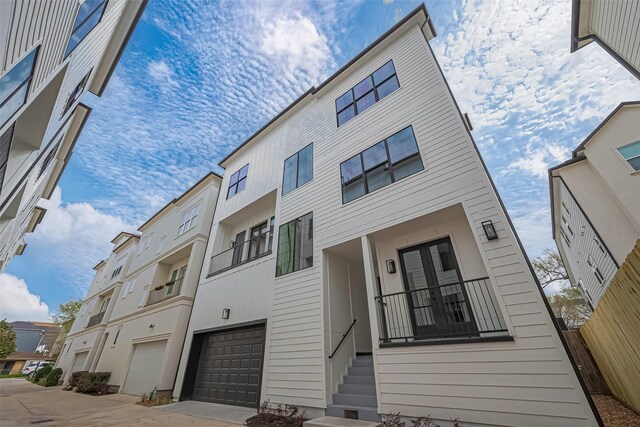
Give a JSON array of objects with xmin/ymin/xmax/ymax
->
[
  {"xmin": 190, "ymin": 324, "xmax": 265, "ymax": 408},
  {"xmin": 399, "ymin": 237, "xmax": 477, "ymax": 339}
]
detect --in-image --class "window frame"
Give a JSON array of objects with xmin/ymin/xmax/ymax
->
[
  {"xmin": 226, "ymin": 164, "xmax": 249, "ymax": 199},
  {"xmin": 64, "ymin": 0, "xmax": 109, "ymax": 58},
  {"xmin": 282, "ymin": 143, "xmax": 314, "ymax": 195},
  {"xmin": 62, "ymin": 68, "xmax": 92, "ymax": 117},
  {"xmin": 1, "ymin": 47, "xmax": 39, "ymax": 129},
  {"xmin": 38, "ymin": 142, "xmax": 60, "ymax": 180},
  {"xmin": 275, "ymin": 212, "xmax": 313, "ymax": 277},
  {"xmin": 616, "ymin": 140, "xmax": 640, "ymax": 172},
  {"xmin": 335, "ymin": 60, "xmax": 400, "ymax": 127},
  {"xmin": 340, "ymin": 126, "xmax": 424, "ymax": 204},
  {"xmin": 177, "ymin": 202, "xmax": 201, "ymax": 236}
]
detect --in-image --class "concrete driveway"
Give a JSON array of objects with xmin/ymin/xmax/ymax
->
[{"xmin": 0, "ymin": 378, "xmax": 242, "ymax": 426}]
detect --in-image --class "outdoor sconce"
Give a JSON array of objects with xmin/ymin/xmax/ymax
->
[
  {"xmin": 482, "ymin": 220, "xmax": 498, "ymax": 240},
  {"xmin": 386, "ymin": 259, "xmax": 396, "ymax": 274},
  {"xmin": 222, "ymin": 308, "xmax": 231, "ymax": 319},
  {"xmin": 149, "ymin": 323, "xmax": 155, "ymax": 329}
]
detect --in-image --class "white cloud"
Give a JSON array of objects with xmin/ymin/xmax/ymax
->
[
  {"xmin": 147, "ymin": 60, "xmax": 179, "ymax": 91},
  {"xmin": 508, "ymin": 143, "xmax": 570, "ymax": 178},
  {"xmin": 0, "ymin": 274, "xmax": 50, "ymax": 322}
]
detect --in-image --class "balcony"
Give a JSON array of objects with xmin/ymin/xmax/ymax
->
[
  {"xmin": 146, "ymin": 277, "xmax": 184, "ymax": 306},
  {"xmin": 87, "ymin": 311, "xmax": 105, "ymax": 328},
  {"xmin": 375, "ymin": 277, "xmax": 509, "ymax": 345},
  {"xmin": 208, "ymin": 229, "xmax": 273, "ymax": 276}
]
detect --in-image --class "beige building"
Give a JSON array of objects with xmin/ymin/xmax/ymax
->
[
  {"xmin": 55, "ymin": 173, "xmax": 221, "ymax": 397},
  {"xmin": 571, "ymin": 0, "xmax": 640, "ymax": 79},
  {"xmin": 0, "ymin": 0, "xmax": 147, "ymax": 271},
  {"xmin": 549, "ymin": 101, "xmax": 640, "ymax": 307},
  {"xmin": 172, "ymin": 5, "xmax": 600, "ymax": 426}
]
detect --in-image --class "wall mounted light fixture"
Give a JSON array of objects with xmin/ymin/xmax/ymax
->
[
  {"xmin": 482, "ymin": 220, "xmax": 498, "ymax": 240},
  {"xmin": 386, "ymin": 259, "xmax": 396, "ymax": 274},
  {"xmin": 222, "ymin": 308, "xmax": 231, "ymax": 319}
]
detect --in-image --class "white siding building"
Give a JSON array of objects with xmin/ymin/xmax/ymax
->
[
  {"xmin": 174, "ymin": 6, "xmax": 600, "ymax": 426},
  {"xmin": 549, "ymin": 102, "xmax": 640, "ymax": 308},
  {"xmin": 571, "ymin": 0, "xmax": 640, "ymax": 79},
  {"xmin": 0, "ymin": 0, "xmax": 147, "ymax": 271},
  {"xmin": 56, "ymin": 173, "xmax": 221, "ymax": 397}
]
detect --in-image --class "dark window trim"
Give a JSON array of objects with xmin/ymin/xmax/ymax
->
[
  {"xmin": 38, "ymin": 141, "xmax": 60, "ymax": 179},
  {"xmin": 226, "ymin": 164, "xmax": 249, "ymax": 199},
  {"xmin": 62, "ymin": 68, "xmax": 93, "ymax": 117},
  {"xmin": 1, "ymin": 47, "xmax": 39, "ymax": 129},
  {"xmin": 282, "ymin": 143, "xmax": 314, "ymax": 195},
  {"xmin": 275, "ymin": 211, "xmax": 313, "ymax": 277},
  {"xmin": 64, "ymin": 0, "xmax": 109, "ymax": 59}
]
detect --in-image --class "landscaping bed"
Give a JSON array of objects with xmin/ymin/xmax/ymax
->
[{"xmin": 592, "ymin": 395, "xmax": 640, "ymax": 427}]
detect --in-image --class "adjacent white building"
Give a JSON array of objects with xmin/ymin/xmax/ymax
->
[
  {"xmin": 0, "ymin": 0, "xmax": 147, "ymax": 271},
  {"xmin": 172, "ymin": 6, "xmax": 600, "ymax": 426},
  {"xmin": 56, "ymin": 173, "xmax": 221, "ymax": 397},
  {"xmin": 570, "ymin": 0, "xmax": 640, "ymax": 79},
  {"xmin": 549, "ymin": 101, "xmax": 640, "ymax": 308}
]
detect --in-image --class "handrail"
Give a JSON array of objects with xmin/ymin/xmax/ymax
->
[
  {"xmin": 328, "ymin": 319, "xmax": 356, "ymax": 359},
  {"xmin": 209, "ymin": 229, "xmax": 273, "ymax": 276},
  {"xmin": 374, "ymin": 277, "xmax": 491, "ymax": 299}
]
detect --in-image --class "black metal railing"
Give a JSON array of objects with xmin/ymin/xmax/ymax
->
[
  {"xmin": 87, "ymin": 311, "xmax": 106, "ymax": 328},
  {"xmin": 375, "ymin": 277, "xmax": 508, "ymax": 344},
  {"xmin": 209, "ymin": 230, "xmax": 273, "ymax": 276},
  {"xmin": 328, "ymin": 319, "xmax": 356, "ymax": 359},
  {"xmin": 146, "ymin": 277, "xmax": 184, "ymax": 306}
]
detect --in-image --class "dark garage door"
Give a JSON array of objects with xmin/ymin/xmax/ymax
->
[{"xmin": 191, "ymin": 324, "xmax": 265, "ymax": 408}]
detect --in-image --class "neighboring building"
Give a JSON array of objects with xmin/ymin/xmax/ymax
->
[
  {"xmin": 0, "ymin": 0, "xmax": 147, "ymax": 272},
  {"xmin": 0, "ymin": 352, "xmax": 54, "ymax": 375},
  {"xmin": 9, "ymin": 320, "xmax": 62, "ymax": 355},
  {"xmin": 549, "ymin": 102, "xmax": 640, "ymax": 308},
  {"xmin": 570, "ymin": 0, "xmax": 640, "ymax": 79},
  {"xmin": 55, "ymin": 173, "xmax": 221, "ymax": 397},
  {"xmin": 172, "ymin": 5, "xmax": 600, "ymax": 426}
]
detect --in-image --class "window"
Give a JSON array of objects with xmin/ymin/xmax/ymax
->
[
  {"xmin": 156, "ymin": 236, "xmax": 166, "ymax": 255},
  {"xmin": 593, "ymin": 237, "xmax": 604, "ymax": 253},
  {"xmin": 62, "ymin": 69, "xmax": 92, "ymax": 116},
  {"xmin": 561, "ymin": 216, "xmax": 573, "ymax": 236},
  {"xmin": 561, "ymin": 202, "xmax": 571, "ymax": 217},
  {"xmin": 587, "ymin": 255, "xmax": 605, "ymax": 285},
  {"xmin": 111, "ymin": 254, "xmax": 126, "ymax": 278},
  {"xmin": 112, "ymin": 327, "xmax": 120, "ymax": 345},
  {"xmin": 227, "ymin": 164, "xmax": 249, "ymax": 199},
  {"xmin": 65, "ymin": 0, "xmax": 108, "ymax": 58},
  {"xmin": 335, "ymin": 60, "xmax": 400, "ymax": 127},
  {"xmin": 617, "ymin": 141, "xmax": 640, "ymax": 171},
  {"xmin": 138, "ymin": 286, "xmax": 149, "ymax": 307},
  {"xmin": 0, "ymin": 124, "xmax": 15, "ymax": 188},
  {"xmin": 276, "ymin": 212, "xmax": 313, "ymax": 276},
  {"xmin": 1, "ymin": 48, "xmax": 38, "ymax": 128},
  {"xmin": 560, "ymin": 228, "xmax": 571, "ymax": 247},
  {"xmin": 178, "ymin": 203, "xmax": 200, "ymax": 236},
  {"xmin": 38, "ymin": 143, "xmax": 60, "ymax": 179},
  {"xmin": 283, "ymin": 144, "xmax": 313, "ymax": 195},
  {"xmin": 340, "ymin": 126, "xmax": 423, "ymax": 204},
  {"xmin": 121, "ymin": 278, "xmax": 136, "ymax": 299}
]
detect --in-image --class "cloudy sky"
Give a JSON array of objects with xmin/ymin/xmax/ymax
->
[{"xmin": 1, "ymin": 0, "xmax": 639, "ymax": 322}]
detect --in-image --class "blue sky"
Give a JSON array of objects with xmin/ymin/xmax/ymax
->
[{"xmin": 1, "ymin": 0, "xmax": 639, "ymax": 321}]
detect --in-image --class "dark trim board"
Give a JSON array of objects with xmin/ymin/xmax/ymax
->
[{"xmin": 380, "ymin": 335, "xmax": 514, "ymax": 348}]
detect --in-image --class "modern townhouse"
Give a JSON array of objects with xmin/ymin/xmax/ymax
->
[
  {"xmin": 570, "ymin": 0, "xmax": 640, "ymax": 79},
  {"xmin": 55, "ymin": 173, "xmax": 221, "ymax": 397},
  {"xmin": 549, "ymin": 101, "xmax": 640, "ymax": 307},
  {"xmin": 0, "ymin": 0, "xmax": 147, "ymax": 271},
  {"xmin": 173, "ymin": 5, "xmax": 600, "ymax": 427}
]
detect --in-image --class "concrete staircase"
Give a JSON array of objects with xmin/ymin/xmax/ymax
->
[{"xmin": 326, "ymin": 354, "xmax": 379, "ymax": 422}]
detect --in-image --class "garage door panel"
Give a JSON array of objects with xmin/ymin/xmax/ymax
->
[
  {"xmin": 71, "ymin": 352, "xmax": 88, "ymax": 373},
  {"xmin": 122, "ymin": 340, "xmax": 166, "ymax": 396},
  {"xmin": 191, "ymin": 324, "xmax": 265, "ymax": 408}
]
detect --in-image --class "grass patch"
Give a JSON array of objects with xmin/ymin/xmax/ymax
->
[{"xmin": 0, "ymin": 373, "xmax": 27, "ymax": 379}]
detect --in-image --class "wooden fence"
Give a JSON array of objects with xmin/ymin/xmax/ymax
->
[
  {"xmin": 581, "ymin": 240, "xmax": 640, "ymax": 413},
  {"xmin": 562, "ymin": 330, "xmax": 609, "ymax": 395}
]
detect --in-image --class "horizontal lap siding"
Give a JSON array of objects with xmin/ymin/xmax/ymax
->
[{"xmin": 591, "ymin": 0, "xmax": 640, "ymax": 71}]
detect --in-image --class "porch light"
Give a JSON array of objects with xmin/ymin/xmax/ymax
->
[
  {"xmin": 482, "ymin": 220, "xmax": 498, "ymax": 240},
  {"xmin": 222, "ymin": 308, "xmax": 231, "ymax": 319},
  {"xmin": 386, "ymin": 259, "xmax": 396, "ymax": 274}
]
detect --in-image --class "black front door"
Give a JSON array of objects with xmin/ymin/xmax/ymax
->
[{"xmin": 399, "ymin": 237, "xmax": 477, "ymax": 339}]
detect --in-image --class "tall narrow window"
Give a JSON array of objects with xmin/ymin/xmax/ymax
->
[
  {"xmin": 65, "ymin": 0, "xmax": 108, "ymax": 58},
  {"xmin": 227, "ymin": 164, "xmax": 249, "ymax": 199},
  {"xmin": 617, "ymin": 141, "xmax": 640, "ymax": 171},
  {"xmin": 276, "ymin": 212, "xmax": 313, "ymax": 276},
  {"xmin": 62, "ymin": 69, "xmax": 92, "ymax": 116},
  {"xmin": 178, "ymin": 203, "xmax": 201, "ymax": 236},
  {"xmin": 340, "ymin": 126, "xmax": 423, "ymax": 204},
  {"xmin": 282, "ymin": 144, "xmax": 313, "ymax": 195},
  {"xmin": 1, "ymin": 48, "xmax": 38, "ymax": 128},
  {"xmin": 336, "ymin": 60, "xmax": 400, "ymax": 127},
  {"xmin": 38, "ymin": 142, "xmax": 60, "ymax": 179},
  {"xmin": 0, "ymin": 124, "xmax": 15, "ymax": 189}
]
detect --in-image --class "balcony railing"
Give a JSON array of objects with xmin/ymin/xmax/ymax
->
[
  {"xmin": 375, "ymin": 277, "xmax": 509, "ymax": 344},
  {"xmin": 146, "ymin": 277, "xmax": 184, "ymax": 306},
  {"xmin": 209, "ymin": 230, "xmax": 273, "ymax": 276},
  {"xmin": 87, "ymin": 311, "xmax": 106, "ymax": 328}
]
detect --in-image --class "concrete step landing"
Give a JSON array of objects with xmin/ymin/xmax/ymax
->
[{"xmin": 304, "ymin": 416, "xmax": 381, "ymax": 427}]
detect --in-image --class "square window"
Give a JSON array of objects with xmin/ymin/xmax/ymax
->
[
  {"xmin": 372, "ymin": 60, "xmax": 396, "ymax": 85},
  {"xmin": 336, "ymin": 91, "xmax": 354, "ymax": 112},
  {"xmin": 337, "ymin": 105, "xmax": 356, "ymax": 127},
  {"xmin": 353, "ymin": 76, "xmax": 374, "ymax": 99},
  {"xmin": 356, "ymin": 91, "xmax": 376, "ymax": 113},
  {"xmin": 618, "ymin": 141, "xmax": 640, "ymax": 171},
  {"xmin": 376, "ymin": 75, "xmax": 399, "ymax": 100}
]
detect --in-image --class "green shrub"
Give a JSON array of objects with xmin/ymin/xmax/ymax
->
[
  {"xmin": 74, "ymin": 371, "xmax": 111, "ymax": 394},
  {"xmin": 44, "ymin": 368, "xmax": 63, "ymax": 387},
  {"xmin": 33, "ymin": 365, "xmax": 53, "ymax": 382}
]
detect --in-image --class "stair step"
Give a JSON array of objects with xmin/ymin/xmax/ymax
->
[
  {"xmin": 304, "ymin": 416, "xmax": 380, "ymax": 427},
  {"xmin": 339, "ymin": 383, "xmax": 376, "ymax": 395},
  {"xmin": 343, "ymin": 374, "xmax": 375, "ymax": 385},
  {"xmin": 333, "ymin": 393, "xmax": 377, "ymax": 407},
  {"xmin": 351, "ymin": 358, "xmax": 374, "ymax": 367},
  {"xmin": 347, "ymin": 366, "xmax": 374, "ymax": 376},
  {"xmin": 326, "ymin": 405, "xmax": 380, "ymax": 422}
]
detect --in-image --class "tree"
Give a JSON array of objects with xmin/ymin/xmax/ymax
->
[
  {"xmin": 51, "ymin": 300, "xmax": 82, "ymax": 333},
  {"xmin": 0, "ymin": 318, "xmax": 16, "ymax": 359},
  {"xmin": 548, "ymin": 285, "xmax": 592, "ymax": 328},
  {"xmin": 532, "ymin": 248, "xmax": 569, "ymax": 290}
]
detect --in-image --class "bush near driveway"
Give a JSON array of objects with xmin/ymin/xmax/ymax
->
[
  {"xmin": 33, "ymin": 365, "xmax": 53, "ymax": 382},
  {"xmin": 64, "ymin": 371, "xmax": 111, "ymax": 394},
  {"xmin": 44, "ymin": 368, "xmax": 63, "ymax": 387}
]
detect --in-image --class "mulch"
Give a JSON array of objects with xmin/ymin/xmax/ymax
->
[
  {"xmin": 592, "ymin": 395, "xmax": 640, "ymax": 427},
  {"xmin": 245, "ymin": 413, "xmax": 306, "ymax": 427}
]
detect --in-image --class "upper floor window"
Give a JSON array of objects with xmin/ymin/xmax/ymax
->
[
  {"xmin": 178, "ymin": 203, "xmax": 200, "ymax": 236},
  {"xmin": 38, "ymin": 142, "xmax": 60, "ymax": 179},
  {"xmin": 336, "ymin": 60, "xmax": 400, "ymax": 127},
  {"xmin": 65, "ymin": 0, "xmax": 108, "ymax": 58},
  {"xmin": 62, "ymin": 70, "xmax": 92, "ymax": 116},
  {"xmin": 617, "ymin": 141, "xmax": 640, "ymax": 171},
  {"xmin": 0, "ymin": 124, "xmax": 15, "ymax": 188},
  {"xmin": 227, "ymin": 164, "xmax": 248, "ymax": 199},
  {"xmin": 283, "ymin": 144, "xmax": 313, "ymax": 195},
  {"xmin": 276, "ymin": 212, "xmax": 313, "ymax": 277},
  {"xmin": 1, "ymin": 48, "xmax": 38, "ymax": 128},
  {"xmin": 340, "ymin": 126, "xmax": 423, "ymax": 204}
]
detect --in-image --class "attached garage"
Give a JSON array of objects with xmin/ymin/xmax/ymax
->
[
  {"xmin": 71, "ymin": 351, "xmax": 89, "ymax": 373},
  {"xmin": 122, "ymin": 340, "xmax": 167, "ymax": 395},
  {"xmin": 187, "ymin": 323, "xmax": 265, "ymax": 408}
]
